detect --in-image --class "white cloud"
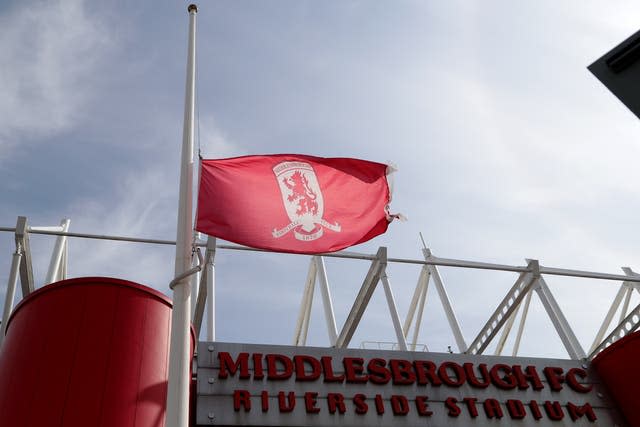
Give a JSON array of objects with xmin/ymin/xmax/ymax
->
[
  {"xmin": 0, "ymin": 0, "xmax": 112, "ymax": 157},
  {"xmin": 197, "ymin": 115, "xmax": 247, "ymax": 159}
]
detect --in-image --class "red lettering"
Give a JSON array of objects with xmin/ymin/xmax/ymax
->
[
  {"xmin": 219, "ymin": 352, "xmax": 250, "ymax": 379},
  {"xmin": 390, "ymin": 359, "xmax": 416, "ymax": 385},
  {"xmin": 267, "ymin": 354, "xmax": 293, "ymax": 380},
  {"xmin": 506, "ymin": 399, "xmax": 526, "ymax": 419},
  {"xmin": 489, "ymin": 364, "xmax": 517, "ymax": 389},
  {"xmin": 233, "ymin": 389, "xmax": 251, "ymax": 412},
  {"xmin": 543, "ymin": 366, "xmax": 565, "ymax": 391},
  {"xmin": 463, "ymin": 363, "xmax": 490, "ymax": 388},
  {"xmin": 261, "ymin": 391, "xmax": 268, "ymax": 412},
  {"xmin": 374, "ymin": 394, "xmax": 385, "ymax": 414},
  {"xmin": 353, "ymin": 393, "xmax": 368, "ymax": 414},
  {"xmin": 253, "ymin": 353, "xmax": 264, "ymax": 379},
  {"xmin": 278, "ymin": 391, "xmax": 295, "ymax": 412},
  {"xmin": 321, "ymin": 356, "xmax": 345, "ymax": 382},
  {"xmin": 304, "ymin": 392, "xmax": 320, "ymax": 414},
  {"xmin": 414, "ymin": 360, "xmax": 441, "ymax": 386},
  {"xmin": 293, "ymin": 355, "xmax": 321, "ymax": 381},
  {"xmin": 544, "ymin": 401, "xmax": 564, "ymax": 420},
  {"xmin": 566, "ymin": 368, "xmax": 593, "ymax": 393},
  {"xmin": 567, "ymin": 402, "xmax": 597, "ymax": 421},
  {"xmin": 343, "ymin": 357, "xmax": 369, "ymax": 383},
  {"xmin": 367, "ymin": 358, "xmax": 391, "ymax": 384},
  {"xmin": 415, "ymin": 396, "xmax": 433, "ymax": 416},
  {"xmin": 483, "ymin": 398, "xmax": 503, "ymax": 419},
  {"xmin": 445, "ymin": 397, "xmax": 461, "ymax": 417},
  {"xmin": 463, "ymin": 397, "xmax": 479, "ymax": 417},
  {"xmin": 511, "ymin": 365, "xmax": 543, "ymax": 390},
  {"xmin": 327, "ymin": 393, "xmax": 346, "ymax": 414},
  {"xmin": 439, "ymin": 362, "xmax": 466, "ymax": 386},
  {"xmin": 529, "ymin": 400, "xmax": 542, "ymax": 420},
  {"xmin": 390, "ymin": 395, "xmax": 409, "ymax": 415}
]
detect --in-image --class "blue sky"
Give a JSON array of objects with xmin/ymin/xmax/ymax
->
[{"xmin": 3, "ymin": 0, "xmax": 640, "ymax": 358}]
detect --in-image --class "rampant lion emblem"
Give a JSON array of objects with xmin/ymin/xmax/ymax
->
[
  {"xmin": 283, "ymin": 171, "xmax": 319, "ymax": 217},
  {"xmin": 272, "ymin": 161, "xmax": 341, "ymax": 242}
]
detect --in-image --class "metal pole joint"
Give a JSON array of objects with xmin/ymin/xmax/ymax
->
[{"xmin": 170, "ymin": 248, "xmax": 203, "ymax": 290}]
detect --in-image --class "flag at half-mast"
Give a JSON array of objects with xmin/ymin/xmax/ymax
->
[{"xmin": 195, "ymin": 154, "xmax": 400, "ymax": 254}]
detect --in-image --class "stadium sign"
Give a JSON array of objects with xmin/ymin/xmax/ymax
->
[{"xmin": 196, "ymin": 342, "xmax": 622, "ymax": 426}]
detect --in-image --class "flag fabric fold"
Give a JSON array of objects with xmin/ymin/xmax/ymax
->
[{"xmin": 195, "ymin": 154, "xmax": 397, "ymax": 254}]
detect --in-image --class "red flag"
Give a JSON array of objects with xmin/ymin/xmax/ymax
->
[{"xmin": 195, "ymin": 154, "xmax": 397, "ymax": 254}]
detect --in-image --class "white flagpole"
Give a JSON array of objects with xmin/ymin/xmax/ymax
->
[{"xmin": 167, "ymin": 4, "xmax": 198, "ymax": 427}]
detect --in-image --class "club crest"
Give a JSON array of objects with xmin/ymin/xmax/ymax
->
[{"xmin": 272, "ymin": 161, "xmax": 341, "ymax": 241}]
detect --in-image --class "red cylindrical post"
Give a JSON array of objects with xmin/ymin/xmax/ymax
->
[{"xmin": 0, "ymin": 277, "xmax": 189, "ymax": 427}]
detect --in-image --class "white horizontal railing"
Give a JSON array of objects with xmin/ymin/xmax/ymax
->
[
  {"xmin": 1, "ymin": 226, "xmax": 638, "ymax": 283},
  {"xmin": 2, "ymin": 220, "xmax": 640, "ymax": 361}
]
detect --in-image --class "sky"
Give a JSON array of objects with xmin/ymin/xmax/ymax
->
[{"xmin": 2, "ymin": 0, "xmax": 640, "ymax": 359}]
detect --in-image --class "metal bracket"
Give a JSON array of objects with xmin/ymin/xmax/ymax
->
[{"xmin": 170, "ymin": 247, "xmax": 204, "ymax": 290}]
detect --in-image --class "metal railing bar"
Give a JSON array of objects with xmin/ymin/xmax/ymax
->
[{"xmin": 2, "ymin": 227, "xmax": 639, "ymax": 283}]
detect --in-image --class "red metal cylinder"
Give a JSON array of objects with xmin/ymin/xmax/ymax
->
[
  {"xmin": 0, "ymin": 277, "xmax": 187, "ymax": 427},
  {"xmin": 591, "ymin": 330, "xmax": 640, "ymax": 427}
]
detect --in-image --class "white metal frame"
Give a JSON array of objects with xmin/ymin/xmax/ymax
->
[{"xmin": 4, "ymin": 223, "xmax": 640, "ymax": 361}]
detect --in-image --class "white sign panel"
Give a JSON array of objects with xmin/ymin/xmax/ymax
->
[{"xmin": 196, "ymin": 342, "xmax": 623, "ymax": 426}]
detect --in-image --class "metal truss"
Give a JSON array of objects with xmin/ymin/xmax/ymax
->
[
  {"xmin": 1, "ymin": 216, "xmax": 70, "ymax": 347},
  {"xmin": 293, "ymin": 255, "xmax": 339, "ymax": 346},
  {"xmin": 4, "ymin": 215, "xmax": 640, "ymax": 360},
  {"xmin": 588, "ymin": 268, "xmax": 640, "ymax": 359},
  {"xmin": 290, "ymin": 251, "xmax": 635, "ymax": 361}
]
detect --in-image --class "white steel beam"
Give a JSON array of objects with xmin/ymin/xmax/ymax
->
[
  {"xmin": 467, "ymin": 260, "xmax": 539, "ymax": 355},
  {"xmin": 299, "ymin": 280, "xmax": 314, "ymax": 347},
  {"xmin": 410, "ymin": 278, "xmax": 429, "ymax": 351},
  {"xmin": 14, "ymin": 217, "xmax": 33, "ymax": 297},
  {"xmin": 192, "ymin": 271, "xmax": 201, "ymax": 323},
  {"xmin": 316, "ymin": 257, "xmax": 338, "ymax": 346},
  {"xmin": 424, "ymin": 248, "xmax": 467, "ymax": 352},
  {"xmin": 380, "ymin": 271, "xmax": 408, "ymax": 351},
  {"xmin": 512, "ymin": 288, "xmax": 533, "ymax": 357},
  {"xmin": 293, "ymin": 258, "xmax": 317, "ymax": 346},
  {"xmin": 335, "ymin": 247, "xmax": 386, "ymax": 349},
  {"xmin": 193, "ymin": 237, "xmax": 216, "ymax": 340},
  {"xmin": 192, "ymin": 261, "xmax": 207, "ymax": 339},
  {"xmin": 0, "ymin": 246, "xmax": 22, "ymax": 348},
  {"xmin": 206, "ymin": 238, "xmax": 216, "ymax": 342},
  {"xmin": 494, "ymin": 295, "xmax": 523, "ymax": 356},
  {"xmin": 589, "ymin": 284, "xmax": 628, "ymax": 354},
  {"xmin": 619, "ymin": 287, "xmax": 633, "ymax": 324},
  {"xmin": 535, "ymin": 276, "xmax": 586, "ymax": 360},
  {"xmin": 61, "ymin": 238, "xmax": 68, "ymax": 280},
  {"xmin": 44, "ymin": 218, "xmax": 71, "ymax": 285},
  {"xmin": 403, "ymin": 266, "xmax": 429, "ymax": 336}
]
